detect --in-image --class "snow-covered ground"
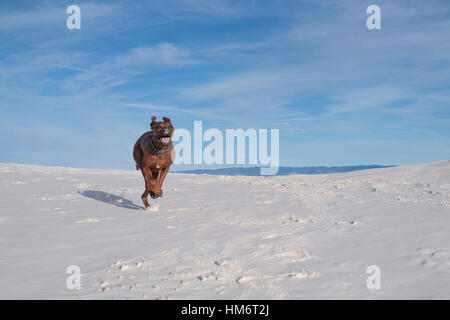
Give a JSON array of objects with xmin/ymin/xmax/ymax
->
[{"xmin": 0, "ymin": 161, "xmax": 449, "ymax": 299}]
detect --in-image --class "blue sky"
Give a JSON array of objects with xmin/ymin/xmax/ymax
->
[{"xmin": 1, "ymin": 0, "xmax": 449, "ymax": 170}]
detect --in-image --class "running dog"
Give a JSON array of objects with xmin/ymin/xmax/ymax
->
[{"xmin": 133, "ymin": 116, "xmax": 175, "ymax": 209}]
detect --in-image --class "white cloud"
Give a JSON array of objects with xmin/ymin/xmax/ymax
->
[{"xmin": 114, "ymin": 43, "xmax": 192, "ymax": 67}]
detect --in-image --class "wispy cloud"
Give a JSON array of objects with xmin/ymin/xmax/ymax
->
[
  {"xmin": 123, "ymin": 103, "xmax": 229, "ymax": 120},
  {"xmin": 172, "ymin": 0, "xmax": 241, "ymax": 16},
  {"xmin": 178, "ymin": 0, "xmax": 450, "ymax": 128},
  {"xmin": 326, "ymin": 85, "xmax": 410, "ymax": 114},
  {"xmin": 113, "ymin": 43, "xmax": 193, "ymax": 68}
]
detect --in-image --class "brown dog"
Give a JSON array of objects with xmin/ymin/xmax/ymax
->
[{"xmin": 133, "ymin": 116, "xmax": 175, "ymax": 209}]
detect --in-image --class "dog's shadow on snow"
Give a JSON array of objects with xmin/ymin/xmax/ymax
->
[{"xmin": 78, "ymin": 190, "xmax": 144, "ymax": 210}]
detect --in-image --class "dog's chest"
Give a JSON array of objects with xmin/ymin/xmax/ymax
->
[{"xmin": 146, "ymin": 153, "xmax": 173, "ymax": 170}]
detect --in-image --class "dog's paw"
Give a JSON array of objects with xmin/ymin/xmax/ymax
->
[
  {"xmin": 150, "ymin": 188, "xmax": 163, "ymax": 198},
  {"xmin": 145, "ymin": 204, "xmax": 160, "ymax": 212}
]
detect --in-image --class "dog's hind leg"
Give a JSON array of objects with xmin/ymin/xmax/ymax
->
[{"xmin": 133, "ymin": 142, "xmax": 143, "ymax": 170}]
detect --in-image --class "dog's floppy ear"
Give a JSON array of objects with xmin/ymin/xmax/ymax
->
[
  {"xmin": 163, "ymin": 116, "xmax": 171, "ymax": 123},
  {"xmin": 150, "ymin": 116, "xmax": 157, "ymax": 130}
]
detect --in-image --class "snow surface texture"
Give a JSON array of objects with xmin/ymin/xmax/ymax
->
[{"xmin": 0, "ymin": 161, "xmax": 449, "ymax": 299}]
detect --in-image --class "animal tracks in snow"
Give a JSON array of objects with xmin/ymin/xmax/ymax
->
[
  {"xmin": 415, "ymin": 248, "xmax": 450, "ymax": 271},
  {"xmin": 274, "ymin": 249, "xmax": 311, "ymax": 262},
  {"xmin": 90, "ymin": 245, "xmax": 319, "ymax": 299},
  {"xmin": 10, "ymin": 181, "xmax": 26, "ymax": 185}
]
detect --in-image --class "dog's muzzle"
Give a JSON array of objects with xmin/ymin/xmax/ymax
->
[{"xmin": 158, "ymin": 129, "xmax": 172, "ymax": 145}]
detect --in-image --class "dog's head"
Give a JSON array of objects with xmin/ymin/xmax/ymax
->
[{"xmin": 151, "ymin": 116, "xmax": 174, "ymax": 146}]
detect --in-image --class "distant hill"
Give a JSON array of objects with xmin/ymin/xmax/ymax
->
[{"xmin": 177, "ymin": 165, "xmax": 395, "ymax": 176}]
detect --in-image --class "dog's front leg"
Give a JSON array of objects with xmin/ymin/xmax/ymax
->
[
  {"xmin": 141, "ymin": 189, "xmax": 150, "ymax": 208},
  {"xmin": 157, "ymin": 167, "xmax": 170, "ymax": 190},
  {"xmin": 141, "ymin": 166, "xmax": 159, "ymax": 207}
]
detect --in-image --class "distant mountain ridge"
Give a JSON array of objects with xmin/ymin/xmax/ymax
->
[{"xmin": 177, "ymin": 165, "xmax": 395, "ymax": 176}]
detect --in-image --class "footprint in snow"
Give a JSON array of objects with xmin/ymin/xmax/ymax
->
[
  {"xmin": 10, "ymin": 181, "xmax": 26, "ymax": 185},
  {"xmin": 76, "ymin": 218, "xmax": 100, "ymax": 223}
]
